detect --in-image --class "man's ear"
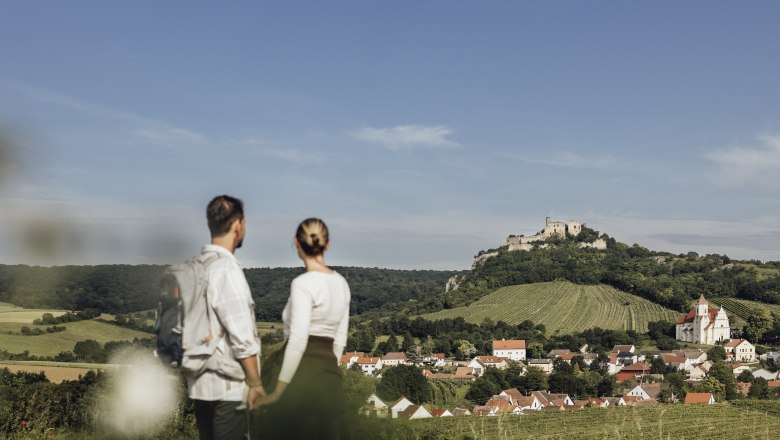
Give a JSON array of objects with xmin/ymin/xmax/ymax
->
[{"xmin": 231, "ymin": 218, "xmax": 243, "ymax": 235}]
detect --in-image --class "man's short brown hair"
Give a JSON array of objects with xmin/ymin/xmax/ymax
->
[{"xmin": 206, "ymin": 195, "xmax": 244, "ymax": 237}]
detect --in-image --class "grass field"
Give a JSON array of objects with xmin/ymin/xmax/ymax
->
[
  {"xmin": 422, "ymin": 281, "xmax": 679, "ymax": 334},
  {"xmin": 0, "ymin": 302, "xmax": 68, "ymax": 323},
  {"xmin": 0, "ymin": 303, "xmax": 153, "ymax": 356},
  {"xmin": 0, "ymin": 360, "xmax": 114, "ymax": 383},
  {"xmin": 398, "ymin": 404, "xmax": 780, "ymax": 439},
  {"xmin": 257, "ymin": 321, "xmax": 283, "ymax": 336},
  {"xmin": 10, "ymin": 403, "xmax": 780, "ymax": 440}
]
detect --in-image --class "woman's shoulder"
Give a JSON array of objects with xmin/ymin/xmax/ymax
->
[{"xmin": 292, "ymin": 270, "xmax": 348, "ymax": 287}]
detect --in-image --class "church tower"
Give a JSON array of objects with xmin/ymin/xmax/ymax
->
[
  {"xmin": 695, "ymin": 294, "xmax": 708, "ymax": 316},
  {"xmin": 693, "ymin": 295, "xmax": 709, "ymax": 344}
]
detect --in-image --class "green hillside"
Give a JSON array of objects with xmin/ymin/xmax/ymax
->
[
  {"xmin": 0, "ymin": 303, "xmax": 152, "ymax": 357},
  {"xmin": 422, "ymin": 281, "xmax": 679, "ymax": 334}
]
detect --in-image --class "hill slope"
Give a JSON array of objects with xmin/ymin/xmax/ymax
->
[
  {"xmin": 422, "ymin": 281, "xmax": 679, "ymax": 334},
  {"xmin": 0, "ymin": 303, "xmax": 151, "ymax": 356}
]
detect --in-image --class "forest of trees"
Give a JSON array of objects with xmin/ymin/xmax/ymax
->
[{"xmin": 0, "ymin": 265, "xmax": 454, "ymax": 321}]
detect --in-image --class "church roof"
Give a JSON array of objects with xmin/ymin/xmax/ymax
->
[
  {"xmin": 676, "ymin": 305, "xmax": 720, "ymax": 325},
  {"xmin": 696, "ymin": 294, "xmax": 708, "ymax": 305}
]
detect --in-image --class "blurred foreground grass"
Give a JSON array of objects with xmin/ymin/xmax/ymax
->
[{"xmin": 7, "ymin": 402, "xmax": 780, "ymax": 440}]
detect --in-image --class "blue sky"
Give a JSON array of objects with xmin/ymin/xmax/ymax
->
[{"xmin": 1, "ymin": 2, "xmax": 779, "ymax": 269}]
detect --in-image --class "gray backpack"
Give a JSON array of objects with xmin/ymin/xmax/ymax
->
[{"xmin": 154, "ymin": 253, "xmax": 244, "ymax": 379}]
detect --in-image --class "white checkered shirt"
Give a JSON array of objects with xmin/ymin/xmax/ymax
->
[{"xmin": 187, "ymin": 244, "xmax": 260, "ymax": 401}]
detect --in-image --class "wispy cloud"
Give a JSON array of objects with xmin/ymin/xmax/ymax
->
[
  {"xmin": 134, "ymin": 127, "xmax": 206, "ymax": 147},
  {"xmin": 350, "ymin": 125, "xmax": 459, "ymax": 151},
  {"xmin": 0, "ymin": 76, "xmax": 207, "ymax": 149},
  {"xmin": 510, "ymin": 151, "xmax": 619, "ymax": 169},
  {"xmin": 706, "ymin": 134, "xmax": 780, "ymax": 186}
]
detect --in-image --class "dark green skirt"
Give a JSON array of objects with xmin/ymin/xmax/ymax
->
[{"xmin": 254, "ymin": 336, "xmax": 344, "ymax": 440}]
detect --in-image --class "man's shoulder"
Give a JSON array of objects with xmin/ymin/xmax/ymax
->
[{"xmin": 200, "ymin": 245, "xmax": 242, "ymax": 272}]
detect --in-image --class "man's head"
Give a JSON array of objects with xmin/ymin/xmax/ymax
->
[{"xmin": 206, "ymin": 195, "xmax": 245, "ymax": 250}]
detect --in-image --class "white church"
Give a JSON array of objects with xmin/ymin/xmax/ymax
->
[{"xmin": 675, "ymin": 294, "xmax": 730, "ymax": 345}]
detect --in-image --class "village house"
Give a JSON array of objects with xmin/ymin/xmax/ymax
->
[
  {"xmin": 605, "ymin": 397, "xmax": 627, "ymax": 406},
  {"xmin": 607, "ymin": 353, "xmax": 623, "ymax": 375},
  {"xmin": 451, "ymin": 407, "xmax": 472, "ymax": 416},
  {"xmin": 456, "ymin": 366, "xmax": 480, "ymax": 376},
  {"xmin": 760, "ymin": 351, "xmax": 780, "ymax": 363},
  {"xmin": 381, "ymin": 352, "xmax": 407, "ymax": 367},
  {"xmin": 684, "ymin": 392, "xmax": 716, "ymax": 405},
  {"xmin": 723, "ymin": 339, "xmax": 756, "ymax": 362},
  {"xmin": 428, "ymin": 353, "xmax": 447, "ymax": 367},
  {"xmin": 363, "ymin": 393, "xmax": 389, "ymax": 418},
  {"xmin": 580, "ymin": 398, "xmax": 609, "ymax": 408},
  {"xmin": 532, "ymin": 391, "xmax": 575, "ymax": 408},
  {"xmin": 688, "ymin": 364, "xmax": 709, "ymax": 381},
  {"xmin": 625, "ymin": 383, "xmax": 669, "ymax": 401},
  {"xmin": 732, "ymin": 364, "xmax": 752, "ymax": 377},
  {"xmin": 616, "ymin": 362, "xmax": 650, "ymax": 382},
  {"xmin": 388, "ymin": 396, "xmax": 414, "ymax": 418},
  {"xmin": 658, "ymin": 353, "xmax": 686, "ymax": 371},
  {"xmin": 338, "ymin": 351, "xmax": 364, "ymax": 368},
  {"xmin": 357, "ymin": 357, "xmax": 383, "ymax": 375},
  {"xmin": 422, "ymin": 369, "xmax": 476, "ymax": 382},
  {"xmin": 492, "ymin": 339, "xmax": 527, "ymax": 360},
  {"xmin": 675, "ymin": 295, "xmax": 730, "ymax": 345},
  {"xmin": 500, "ymin": 388, "xmax": 544, "ymax": 411},
  {"xmin": 613, "ymin": 345, "xmax": 636, "ymax": 354},
  {"xmin": 430, "ymin": 408, "xmax": 454, "ymax": 417},
  {"xmin": 548, "ymin": 349, "xmax": 572, "ymax": 358},
  {"xmin": 398, "ymin": 405, "xmax": 433, "ymax": 420},
  {"xmin": 468, "ymin": 355, "xmax": 511, "ymax": 374},
  {"xmin": 752, "ymin": 369, "xmax": 780, "ymax": 381},
  {"xmin": 528, "ymin": 358, "xmax": 554, "ymax": 374}
]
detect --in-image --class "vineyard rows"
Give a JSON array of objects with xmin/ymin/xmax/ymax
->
[
  {"xmin": 400, "ymin": 404, "xmax": 780, "ymax": 440},
  {"xmin": 423, "ymin": 281, "xmax": 679, "ymax": 334},
  {"xmin": 710, "ymin": 297, "xmax": 780, "ymax": 326}
]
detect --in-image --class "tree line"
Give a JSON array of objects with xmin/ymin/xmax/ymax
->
[{"xmin": 0, "ymin": 264, "xmax": 454, "ymax": 320}]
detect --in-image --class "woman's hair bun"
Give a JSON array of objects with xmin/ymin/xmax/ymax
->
[{"xmin": 296, "ymin": 218, "xmax": 329, "ymax": 256}]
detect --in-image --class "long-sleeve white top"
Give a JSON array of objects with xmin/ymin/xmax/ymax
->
[{"xmin": 278, "ymin": 270, "xmax": 351, "ymax": 384}]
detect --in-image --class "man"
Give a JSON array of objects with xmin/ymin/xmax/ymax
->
[{"xmin": 188, "ymin": 195, "xmax": 264, "ymax": 440}]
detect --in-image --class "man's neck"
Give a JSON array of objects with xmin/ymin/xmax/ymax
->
[{"xmin": 211, "ymin": 237, "xmax": 236, "ymax": 254}]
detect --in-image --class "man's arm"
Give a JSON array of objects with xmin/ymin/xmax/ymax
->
[{"xmin": 239, "ymin": 355, "xmax": 265, "ymax": 410}]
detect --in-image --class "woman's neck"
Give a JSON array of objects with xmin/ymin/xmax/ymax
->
[{"xmin": 303, "ymin": 255, "xmax": 332, "ymax": 273}]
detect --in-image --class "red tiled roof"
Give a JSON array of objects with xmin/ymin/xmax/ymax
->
[
  {"xmin": 493, "ymin": 339, "xmax": 526, "ymax": 350},
  {"xmin": 431, "ymin": 353, "xmax": 445, "ymax": 359},
  {"xmin": 430, "ymin": 409, "xmax": 448, "ymax": 417},
  {"xmin": 476, "ymin": 355, "xmax": 509, "ymax": 364},
  {"xmin": 684, "ymin": 392, "xmax": 714, "ymax": 404},
  {"xmin": 768, "ymin": 381, "xmax": 780, "ymax": 387},
  {"xmin": 621, "ymin": 362, "xmax": 650, "ymax": 372},
  {"xmin": 382, "ymin": 352, "xmax": 407, "ymax": 360},
  {"xmin": 676, "ymin": 306, "xmax": 720, "ymax": 325},
  {"xmin": 616, "ymin": 372, "xmax": 641, "ymax": 382},
  {"xmin": 660, "ymin": 353, "xmax": 686, "ymax": 363},
  {"xmin": 724, "ymin": 339, "xmax": 747, "ymax": 348},
  {"xmin": 357, "ymin": 357, "xmax": 381, "ymax": 365}
]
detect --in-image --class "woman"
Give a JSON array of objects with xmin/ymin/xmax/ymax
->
[{"xmin": 257, "ymin": 218, "xmax": 351, "ymax": 439}]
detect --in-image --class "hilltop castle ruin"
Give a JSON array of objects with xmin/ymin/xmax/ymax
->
[{"xmin": 471, "ymin": 216, "xmax": 607, "ymax": 268}]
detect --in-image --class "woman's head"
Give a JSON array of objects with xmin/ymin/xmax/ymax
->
[{"xmin": 295, "ymin": 218, "xmax": 329, "ymax": 257}]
